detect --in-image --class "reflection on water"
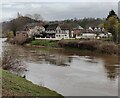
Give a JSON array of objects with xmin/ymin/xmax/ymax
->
[
  {"xmin": 13, "ymin": 46, "xmax": 119, "ymax": 81},
  {"xmin": 2, "ymin": 41, "xmax": 119, "ymax": 96}
]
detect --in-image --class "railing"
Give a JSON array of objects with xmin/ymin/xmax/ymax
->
[{"xmin": 35, "ymin": 37, "xmax": 62, "ymax": 40}]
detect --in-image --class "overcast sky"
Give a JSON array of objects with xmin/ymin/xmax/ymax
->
[{"xmin": 1, "ymin": 0, "xmax": 119, "ymax": 22}]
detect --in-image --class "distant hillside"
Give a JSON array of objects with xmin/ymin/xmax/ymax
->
[
  {"xmin": 49, "ymin": 18, "xmax": 104, "ymax": 29},
  {"xmin": 2, "ymin": 16, "xmax": 38, "ymax": 36}
]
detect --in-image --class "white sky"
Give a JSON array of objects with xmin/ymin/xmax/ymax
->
[
  {"xmin": 1, "ymin": 0, "xmax": 119, "ymax": 22},
  {"xmin": 1, "ymin": 0, "xmax": 119, "ymax": 3}
]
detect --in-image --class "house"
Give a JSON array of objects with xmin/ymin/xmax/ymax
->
[
  {"xmin": 81, "ymin": 33, "xmax": 97, "ymax": 39},
  {"xmin": 45, "ymin": 24, "xmax": 70, "ymax": 39},
  {"xmin": 29, "ymin": 25, "xmax": 45, "ymax": 38},
  {"xmin": 45, "ymin": 24, "xmax": 58, "ymax": 38},
  {"xmin": 88, "ymin": 27, "xmax": 105, "ymax": 32},
  {"xmin": 87, "ymin": 26, "xmax": 113, "ymax": 39},
  {"xmin": 71, "ymin": 25, "xmax": 84, "ymax": 38},
  {"xmin": 55, "ymin": 24, "xmax": 70, "ymax": 39},
  {"xmin": 25, "ymin": 22, "xmax": 45, "ymax": 38},
  {"xmin": 73, "ymin": 28, "xmax": 95, "ymax": 39},
  {"xmin": 76, "ymin": 29, "xmax": 97, "ymax": 39},
  {"xmin": 97, "ymin": 32, "xmax": 112, "ymax": 39},
  {"xmin": 14, "ymin": 31, "xmax": 28, "ymax": 44}
]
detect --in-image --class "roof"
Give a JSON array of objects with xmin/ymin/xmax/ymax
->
[
  {"xmin": 45, "ymin": 23, "xmax": 83, "ymax": 31},
  {"xmin": 82, "ymin": 29, "xmax": 94, "ymax": 33},
  {"xmin": 59, "ymin": 24, "xmax": 71, "ymax": 30},
  {"xmin": 90, "ymin": 27, "xmax": 104, "ymax": 30},
  {"xmin": 46, "ymin": 24, "xmax": 58, "ymax": 30},
  {"xmin": 73, "ymin": 25, "xmax": 84, "ymax": 30},
  {"xmin": 78, "ymin": 26, "xmax": 84, "ymax": 29}
]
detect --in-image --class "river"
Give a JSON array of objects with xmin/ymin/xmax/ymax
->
[{"xmin": 2, "ymin": 38, "xmax": 119, "ymax": 96}]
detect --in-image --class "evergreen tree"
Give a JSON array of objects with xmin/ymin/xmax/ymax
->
[{"xmin": 106, "ymin": 10, "xmax": 118, "ymax": 20}]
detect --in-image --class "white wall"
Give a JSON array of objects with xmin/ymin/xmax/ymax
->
[
  {"xmin": 76, "ymin": 33, "xmax": 97, "ymax": 39},
  {"xmin": 55, "ymin": 30, "xmax": 69, "ymax": 39}
]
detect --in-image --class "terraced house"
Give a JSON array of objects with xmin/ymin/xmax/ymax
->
[{"xmin": 14, "ymin": 21, "xmax": 113, "ymax": 43}]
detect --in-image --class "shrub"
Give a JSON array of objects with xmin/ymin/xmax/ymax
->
[
  {"xmin": 99, "ymin": 42, "xmax": 118, "ymax": 54},
  {"xmin": 58, "ymin": 39, "xmax": 118, "ymax": 55},
  {"xmin": 78, "ymin": 40, "xmax": 101, "ymax": 51},
  {"xmin": 2, "ymin": 48, "xmax": 25, "ymax": 73}
]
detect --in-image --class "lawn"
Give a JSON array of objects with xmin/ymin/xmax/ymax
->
[{"xmin": 31, "ymin": 40, "xmax": 59, "ymax": 47}]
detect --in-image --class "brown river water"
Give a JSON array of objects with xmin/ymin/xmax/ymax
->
[{"xmin": 1, "ymin": 38, "xmax": 119, "ymax": 96}]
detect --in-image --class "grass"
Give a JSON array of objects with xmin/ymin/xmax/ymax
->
[
  {"xmin": 2, "ymin": 70, "xmax": 64, "ymax": 97},
  {"xmin": 31, "ymin": 40, "xmax": 59, "ymax": 47}
]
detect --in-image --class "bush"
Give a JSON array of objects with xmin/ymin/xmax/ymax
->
[
  {"xmin": 58, "ymin": 40, "xmax": 78, "ymax": 48},
  {"xmin": 2, "ymin": 48, "xmax": 25, "ymax": 73},
  {"xmin": 58, "ymin": 39, "xmax": 118, "ymax": 55},
  {"xmin": 78, "ymin": 40, "xmax": 101, "ymax": 51},
  {"xmin": 99, "ymin": 42, "xmax": 118, "ymax": 54}
]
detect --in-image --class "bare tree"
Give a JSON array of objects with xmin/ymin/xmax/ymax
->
[
  {"xmin": 2, "ymin": 47, "xmax": 26, "ymax": 75},
  {"xmin": 25, "ymin": 14, "xmax": 33, "ymax": 19},
  {"xmin": 25, "ymin": 13, "xmax": 43, "ymax": 21},
  {"xmin": 33, "ymin": 14, "xmax": 43, "ymax": 21}
]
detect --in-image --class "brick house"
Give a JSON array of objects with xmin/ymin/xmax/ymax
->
[{"xmin": 14, "ymin": 31, "xmax": 28, "ymax": 44}]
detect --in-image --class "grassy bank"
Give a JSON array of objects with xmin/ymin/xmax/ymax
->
[
  {"xmin": 2, "ymin": 70, "xmax": 63, "ymax": 97},
  {"xmin": 30, "ymin": 39, "xmax": 118, "ymax": 55},
  {"xmin": 31, "ymin": 40, "xmax": 59, "ymax": 47}
]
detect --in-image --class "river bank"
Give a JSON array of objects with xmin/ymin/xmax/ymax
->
[
  {"xmin": 29, "ymin": 39, "xmax": 119, "ymax": 55},
  {"xmin": 2, "ymin": 69, "xmax": 63, "ymax": 97},
  {"xmin": 2, "ymin": 38, "xmax": 119, "ymax": 96}
]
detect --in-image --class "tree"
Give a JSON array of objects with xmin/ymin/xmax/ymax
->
[
  {"xmin": 3, "ymin": 16, "xmax": 38, "ymax": 36},
  {"xmin": 106, "ymin": 10, "xmax": 118, "ymax": 20},
  {"xmin": 25, "ymin": 14, "xmax": 33, "ymax": 19},
  {"xmin": 25, "ymin": 14, "xmax": 43, "ymax": 21},
  {"xmin": 2, "ymin": 47, "xmax": 26, "ymax": 74},
  {"xmin": 6, "ymin": 31, "xmax": 14, "ymax": 39},
  {"xmin": 10, "ymin": 20, "xmax": 17, "ymax": 36},
  {"xmin": 34, "ymin": 14, "xmax": 43, "ymax": 21},
  {"xmin": 104, "ymin": 10, "xmax": 119, "ymax": 43},
  {"xmin": 118, "ymin": 23, "xmax": 120, "ymax": 43}
]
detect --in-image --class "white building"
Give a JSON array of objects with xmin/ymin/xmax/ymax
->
[
  {"xmin": 55, "ymin": 25, "xmax": 70, "ymax": 39},
  {"xmin": 27, "ymin": 25, "xmax": 45, "ymax": 38},
  {"xmin": 45, "ymin": 24, "xmax": 70, "ymax": 39},
  {"xmin": 98, "ymin": 32, "xmax": 112, "ymax": 38},
  {"xmin": 81, "ymin": 33, "xmax": 97, "ymax": 39}
]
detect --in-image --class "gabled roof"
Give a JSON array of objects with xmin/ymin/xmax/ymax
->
[
  {"xmin": 90, "ymin": 27, "xmax": 104, "ymax": 30},
  {"xmin": 59, "ymin": 24, "xmax": 71, "ymax": 30},
  {"xmin": 45, "ymin": 23, "xmax": 83, "ymax": 31},
  {"xmin": 46, "ymin": 24, "xmax": 58, "ymax": 30},
  {"xmin": 78, "ymin": 26, "xmax": 84, "ymax": 29},
  {"xmin": 73, "ymin": 25, "xmax": 84, "ymax": 30},
  {"xmin": 82, "ymin": 29, "xmax": 93, "ymax": 33}
]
